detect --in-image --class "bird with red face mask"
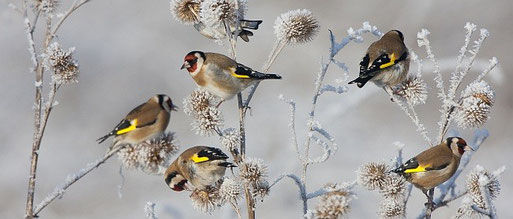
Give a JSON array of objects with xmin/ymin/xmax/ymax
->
[
  {"xmin": 180, "ymin": 51, "xmax": 281, "ymax": 106},
  {"xmin": 392, "ymin": 137, "xmax": 473, "ymax": 197}
]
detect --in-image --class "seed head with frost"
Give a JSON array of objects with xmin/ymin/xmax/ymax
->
[
  {"xmin": 34, "ymin": 0, "xmax": 58, "ymax": 14},
  {"xmin": 379, "ymin": 199, "xmax": 405, "ymax": 219},
  {"xmin": 466, "ymin": 166, "xmax": 500, "ymax": 208},
  {"xmin": 357, "ymin": 162, "xmax": 389, "ymax": 190},
  {"xmin": 274, "ymin": 9, "xmax": 319, "ymax": 44},
  {"xmin": 314, "ymin": 183, "xmax": 353, "ymax": 219},
  {"xmin": 220, "ymin": 128, "xmax": 240, "ymax": 152},
  {"xmin": 170, "ymin": 0, "xmax": 200, "ymax": 25},
  {"xmin": 219, "ymin": 178, "xmax": 241, "ymax": 202},
  {"xmin": 252, "ymin": 179, "xmax": 270, "ymax": 200},
  {"xmin": 455, "ymin": 81, "xmax": 495, "ymax": 129},
  {"xmin": 183, "ymin": 88, "xmax": 220, "ymax": 116},
  {"xmin": 393, "ymin": 77, "xmax": 428, "ymax": 106},
  {"xmin": 240, "ymin": 157, "xmax": 267, "ymax": 183},
  {"xmin": 117, "ymin": 132, "xmax": 179, "ymax": 174},
  {"xmin": 191, "ymin": 106, "xmax": 224, "ymax": 136},
  {"xmin": 200, "ymin": 0, "xmax": 246, "ymax": 29},
  {"xmin": 42, "ymin": 42, "xmax": 79, "ymax": 85},
  {"xmin": 190, "ymin": 187, "xmax": 223, "ymax": 214},
  {"xmin": 379, "ymin": 174, "xmax": 406, "ymax": 200}
]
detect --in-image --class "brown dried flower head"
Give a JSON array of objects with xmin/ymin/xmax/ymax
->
[
  {"xmin": 200, "ymin": 0, "xmax": 247, "ymax": 29},
  {"xmin": 42, "ymin": 42, "xmax": 79, "ymax": 85},
  {"xmin": 466, "ymin": 165, "xmax": 501, "ymax": 207},
  {"xmin": 379, "ymin": 174, "xmax": 407, "ymax": 200},
  {"xmin": 455, "ymin": 81, "xmax": 495, "ymax": 129},
  {"xmin": 117, "ymin": 132, "xmax": 179, "ymax": 174},
  {"xmin": 190, "ymin": 186, "xmax": 223, "ymax": 214},
  {"xmin": 274, "ymin": 9, "xmax": 319, "ymax": 44},
  {"xmin": 357, "ymin": 162, "xmax": 389, "ymax": 190},
  {"xmin": 314, "ymin": 183, "xmax": 353, "ymax": 219},
  {"xmin": 183, "ymin": 88, "xmax": 220, "ymax": 116},
  {"xmin": 220, "ymin": 128, "xmax": 240, "ymax": 153},
  {"xmin": 252, "ymin": 179, "xmax": 270, "ymax": 201},
  {"xmin": 393, "ymin": 77, "xmax": 428, "ymax": 106},
  {"xmin": 240, "ymin": 157, "xmax": 267, "ymax": 183},
  {"xmin": 170, "ymin": 0, "xmax": 200, "ymax": 25},
  {"xmin": 379, "ymin": 199, "xmax": 405, "ymax": 219},
  {"xmin": 219, "ymin": 177, "xmax": 241, "ymax": 202},
  {"xmin": 34, "ymin": 0, "xmax": 58, "ymax": 14}
]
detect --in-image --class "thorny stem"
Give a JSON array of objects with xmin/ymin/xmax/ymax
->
[
  {"xmin": 33, "ymin": 146, "xmax": 123, "ymax": 216},
  {"xmin": 23, "ymin": 1, "xmax": 91, "ymax": 218}
]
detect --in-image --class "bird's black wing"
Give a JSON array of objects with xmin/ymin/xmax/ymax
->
[
  {"xmin": 232, "ymin": 63, "xmax": 281, "ymax": 80},
  {"xmin": 392, "ymin": 158, "xmax": 419, "ymax": 174},
  {"xmin": 96, "ymin": 119, "xmax": 132, "ymax": 143},
  {"xmin": 191, "ymin": 147, "xmax": 230, "ymax": 163}
]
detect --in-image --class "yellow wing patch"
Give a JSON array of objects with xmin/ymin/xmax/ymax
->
[
  {"xmin": 230, "ymin": 68, "xmax": 250, "ymax": 79},
  {"xmin": 116, "ymin": 119, "xmax": 138, "ymax": 135},
  {"xmin": 190, "ymin": 153, "xmax": 209, "ymax": 163},
  {"xmin": 404, "ymin": 164, "xmax": 432, "ymax": 173},
  {"xmin": 379, "ymin": 53, "xmax": 396, "ymax": 69}
]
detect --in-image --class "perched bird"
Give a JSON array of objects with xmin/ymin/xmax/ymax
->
[
  {"xmin": 180, "ymin": 51, "xmax": 281, "ymax": 102},
  {"xmin": 349, "ymin": 30, "xmax": 410, "ymax": 88},
  {"xmin": 164, "ymin": 146, "xmax": 236, "ymax": 191},
  {"xmin": 194, "ymin": 19, "xmax": 263, "ymax": 42},
  {"xmin": 392, "ymin": 137, "xmax": 472, "ymax": 196},
  {"xmin": 97, "ymin": 94, "xmax": 178, "ymax": 153}
]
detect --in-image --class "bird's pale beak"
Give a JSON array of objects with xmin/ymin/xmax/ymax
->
[
  {"xmin": 180, "ymin": 62, "xmax": 190, "ymax": 70},
  {"xmin": 171, "ymin": 105, "xmax": 179, "ymax": 111},
  {"xmin": 464, "ymin": 145, "xmax": 474, "ymax": 151}
]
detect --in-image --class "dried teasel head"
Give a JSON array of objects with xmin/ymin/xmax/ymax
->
[
  {"xmin": 357, "ymin": 162, "xmax": 389, "ymax": 190},
  {"xmin": 218, "ymin": 177, "xmax": 241, "ymax": 202},
  {"xmin": 274, "ymin": 9, "xmax": 319, "ymax": 44},
  {"xmin": 252, "ymin": 179, "xmax": 270, "ymax": 201},
  {"xmin": 466, "ymin": 166, "xmax": 501, "ymax": 207},
  {"xmin": 34, "ymin": 0, "xmax": 59, "ymax": 14},
  {"xmin": 183, "ymin": 88, "xmax": 220, "ymax": 116},
  {"xmin": 379, "ymin": 174, "xmax": 407, "ymax": 200},
  {"xmin": 240, "ymin": 157, "xmax": 267, "ymax": 183},
  {"xmin": 455, "ymin": 81, "xmax": 495, "ymax": 129},
  {"xmin": 379, "ymin": 198, "xmax": 406, "ymax": 219},
  {"xmin": 191, "ymin": 106, "xmax": 224, "ymax": 136},
  {"xmin": 190, "ymin": 186, "xmax": 223, "ymax": 214},
  {"xmin": 220, "ymin": 128, "xmax": 240, "ymax": 153},
  {"xmin": 200, "ymin": 0, "xmax": 247, "ymax": 29},
  {"xmin": 314, "ymin": 183, "xmax": 354, "ymax": 219},
  {"xmin": 393, "ymin": 76, "xmax": 428, "ymax": 106},
  {"xmin": 42, "ymin": 42, "xmax": 79, "ymax": 85},
  {"xmin": 170, "ymin": 0, "xmax": 201, "ymax": 25},
  {"xmin": 117, "ymin": 132, "xmax": 179, "ymax": 174}
]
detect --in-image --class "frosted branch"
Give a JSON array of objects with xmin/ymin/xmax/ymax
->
[
  {"xmin": 475, "ymin": 57, "xmax": 498, "ymax": 83},
  {"xmin": 145, "ymin": 202, "xmax": 158, "ymax": 219},
  {"xmin": 34, "ymin": 147, "xmax": 122, "ymax": 216},
  {"xmin": 318, "ymin": 84, "xmax": 349, "ymax": 96},
  {"xmin": 278, "ymin": 94, "xmax": 301, "ymax": 162}
]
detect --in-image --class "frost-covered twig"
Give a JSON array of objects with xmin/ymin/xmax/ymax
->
[
  {"xmin": 145, "ymin": 202, "xmax": 158, "ymax": 219},
  {"xmin": 33, "ymin": 146, "xmax": 123, "ymax": 216}
]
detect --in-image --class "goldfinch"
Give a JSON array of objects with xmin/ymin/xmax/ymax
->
[
  {"xmin": 180, "ymin": 51, "xmax": 281, "ymax": 101},
  {"xmin": 392, "ymin": 137, "xmax": 472, "ymax": 195},
  {"xmin": 349, "ymin": 30, "xmax": 410, "ymax": 88},
  {"xmin": 164, "ymin": 146, "xmax": 235, "ymax": 191},
  {"xmin": 194, "ymin": 19, "xmax": 263, "ymax": 42},
  {"xmin": 97, "ymin": 94, "xmax": 178, "ymax": 153}
]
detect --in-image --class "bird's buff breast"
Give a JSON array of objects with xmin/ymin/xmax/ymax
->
[{"xmin": 371, "ymin": 61, "xmax": 408, "ymax": 87}]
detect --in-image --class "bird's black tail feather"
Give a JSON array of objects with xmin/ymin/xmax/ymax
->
[
  {"xmin": 240, "ymin": 19, "xmax": 262, "ymax": 30},
  {"xmin": 238, "ymin": 29, "xmax": 253, "ymax": 42},
  {"xmin": 348, "ymin": 76, "xmax": 371, "ymax": 88},
  {"xmin": 96, "ymin": 132, "xmax": 114, "ymax": 144},
  {"xmin": 251, "ymin": 72, "xmax": 282, "ymax": 80}
]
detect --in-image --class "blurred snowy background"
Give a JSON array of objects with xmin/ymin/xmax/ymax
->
[{"xmin": 1, "ymin": 0, "xmax": 512, "ymax": 218}]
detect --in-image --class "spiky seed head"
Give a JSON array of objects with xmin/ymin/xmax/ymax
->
[
  {"xmin": 183, "ymin": 88, "xmax": 220, "ymax": 116},
  {"xmin": 379, "ymin": 174, "xmax": 407, "ymax": 200},
  {"xmin": 191, "ymin": 106, "xmax": 224, "ymax": 136},
  {"xmin": 34, "ymin": 0, "xmax": 58, "ymax": 14},
  {"xmin": 117, "ymin": 145, "xmax": 139, "ymax": 169},
  {"xmin": 252, "ymin": 179, "xmax": 270, "ymax": 201},
  {"xmin": 314, "ymin": 183, "xmax": 354, "ymax": 219},
  {"xmin": 220, "ymin": 128, "xmax": 240, "ymax": 153},
  {"xmin": 274, "ymin": 9, "xmax": 319, "ymax": 44},
  {"xmin": 240, "ymin": 157, "xmax": 267, "ymax": 183},
  {"xmin": 200, "ymin": 0, "xmax": 247, "ymax": 29},
  {"xmin": 393, "ymin": 77, "xmax": 428, "ymax": 106},
  {"xmin": 170, "ymin": 0, "xmax": 200, "ymax": 25},
  {"xmin": 455, "ymin": 81, "xmax": 495, "ymax": 129},
  {"xmin": 357, "ymin": 162, "xmax": 389, "ymax": 190},
  {"xmin": 190, "ymin": 187, "xmax": 223, "ymax": 214},
  {"xmin": 219, "ymin": 178, "xmax": 241, "ymax": 202},
  {"xmin": 379, "ymin": 198, "xmax": 406, "ymax": 219},
  {"xmin": 42, "ymin": 42, "xmax": 79, "ymax": 85}
]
